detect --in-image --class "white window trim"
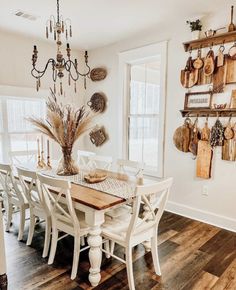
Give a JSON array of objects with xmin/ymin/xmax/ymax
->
[{"xmin": 118, "ymin": 41, "xmax": 168, "ymax": 178}]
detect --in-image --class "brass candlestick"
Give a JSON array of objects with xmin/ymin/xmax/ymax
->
[
  {"xmin": 47, "ymin": 155, "xmax": 52, "ymax": 170},
  {"xmin": 40, "ymin": 150, "xmax": 47, "ymax": 168},
  {"xmin": 37, "ymin": 153, "xmax": 43, "ymax": 169}
]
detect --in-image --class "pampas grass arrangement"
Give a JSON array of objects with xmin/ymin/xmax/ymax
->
[{"xmin": 29, "ymin": 90, "xmax": 94, "ymax": 175}]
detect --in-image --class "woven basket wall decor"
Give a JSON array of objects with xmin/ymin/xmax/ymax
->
[
  {"xmin": 90, "ymin": 68, "xmax": 107, "ymax": 81},
  {"xmin": 87, "ymin": 93, "xmax": 106, "ymax": 113}
]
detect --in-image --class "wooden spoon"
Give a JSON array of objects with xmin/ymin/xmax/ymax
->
[{"xmin": 193, "ymin": 49, "xmax": 204, "ymax": 69}]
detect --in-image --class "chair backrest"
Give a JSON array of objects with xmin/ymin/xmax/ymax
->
[
  {"xmin": 88, "ymin": 155, "xmax": 113, "ymax": 171},
  {"xmin": 117, "ymin": 159, "xmax": 145, "ymax": 178},
  {"xmin": 126, "ymin": 178, "xmax": 173, "ymax": 241},
  {"xmin": 77, "ymin": 150, "xmax": 96, "ymax": 169},
  {"xmin": 0, "ymin": 163, "xmax": 24, "ymax": 203},
  {"xmin": 9, "ymin": 150, "xmax": 37, "ymax": 166},
  {"xmin": 16, "ymin": 166, "xmax": 47, "ymax": 212},
  {"xmin": 37, "ymin": 173, "xmax": 80, "ymax": 229}
]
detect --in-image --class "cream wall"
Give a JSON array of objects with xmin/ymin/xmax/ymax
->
[
  {"xmin": 85, "ymin": 17, "xmax": 236, "ymax": 231},
  {"xmin": 0, "ymin": 29, "xmax": 86, "ymax": 159}
]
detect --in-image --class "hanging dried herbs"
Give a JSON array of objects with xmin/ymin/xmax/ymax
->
[{"xmin": 210, "ymin": 119, "xmax": 224, "ymax": 147}]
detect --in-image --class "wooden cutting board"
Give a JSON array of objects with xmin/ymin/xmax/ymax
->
[
  {"xmin": 173, "ymin": 124, "xmax": 191, "ymax": 152},
  {"xmin": 222, "ymin": 139, "xmax": 236, "ymax": 161},
  {"xmin": 226, "ymin": 56, "xmax": 236, "ymax": 84},
  {"xmin": 197, "ymin": 59, "xmax": 213, "ymax": 85},
  {"xmin": 196, "ymin": 140, "xmax": 213, "ymax": 179},
  {"xmin": 213, "ymin": 59, "xmax": 227, "ymax": 93}
]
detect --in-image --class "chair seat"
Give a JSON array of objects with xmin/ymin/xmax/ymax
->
[
  {"xmin": 102, "ymin": 214, "xmax": 148, "ymax": 246},
  {"xmin": 55, "ymin": 210, "xmax": 90, "ymax": 237},
  {"xmin": 105, "ymin": 204, "xmax": 131, "ymax": 220}
]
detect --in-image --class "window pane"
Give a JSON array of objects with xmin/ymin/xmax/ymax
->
[
  {"xmin": 7, "ymin": 98, "xmax": 45, "ymax": 133},
  {"xmin": 130, "ymin": 62, "xmax": 160, "ymax": 115},
  {"xmin": 10, "ymin": 133, "xmax": 39, "ymax": 152},
  {"xmin": 0, "ymin": 101, "xmax": 3, "ymax": 133},
  {"xmin": 128, "ymin": 116, "xmax": 158, "ymax": 170}
]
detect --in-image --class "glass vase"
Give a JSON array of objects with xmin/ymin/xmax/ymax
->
[{"xmin": 57, "ymin": 146, "xmax": 79, "ymax": 176}]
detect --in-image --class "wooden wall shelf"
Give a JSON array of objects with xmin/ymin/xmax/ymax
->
[
  {"xmin": 180, "ymin": 108, "xmax": 236, "ymax": 117},
  {"xmin": 183, "ymin": 31, "xmax": 236, "ymax": 52}
]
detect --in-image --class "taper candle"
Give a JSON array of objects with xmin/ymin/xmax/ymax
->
[
  {"xmin": 37, "ymin": 138, "xmax": 40, "ymax": 156},
  {"xmin": 41, "ymin": 135, "xmax": 44, "ymax": 152},
  {"xmin": 47, "ymin": 139, "xmax": 49, "ymax": 158}
]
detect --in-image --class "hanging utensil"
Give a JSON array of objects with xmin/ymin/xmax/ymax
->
[
  {"xmin": 204, "ymin": 47, "xmax": 215, "ymax": 76},
  {"xmin": 193, "ymin": 48, "xmax": 204, "ymax": 69},
  {"xmin": 213, "ymin": 48, "xmax": 227, "ymax": 93},
  {"xmin": 217, "ymin": 44, "xmax": 225, "ymax": 67},
  {"xmin": 180, "ymin": 51, "xmax": 198, "ymax": 88},
  {"xmin": 173, "ymin": 117, "xmax": 192, "ymax": 152},
  {"xmin": 201, "ymin": 117, "xmax": 211, "ymax": 141},
  {"xmin": 228, "ymin": 5, "xmax": 235, "ymax": 32},
  {"xmin": 224, "ymin": 116, "xmax": 234, "ymax": 140},
  {"xmin": 229, "ymin": 42, "xmax": 236, "ymax": 60},
  {"xmin": 189, "ymin": 117, "xmax": 200, "ymax": 156},
  {"xmin": 196, "ymin": 140, "xmax": 213, "ymax": 179}
]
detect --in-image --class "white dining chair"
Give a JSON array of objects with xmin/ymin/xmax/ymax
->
[
  {"xmin": 102, "ymin": 178, "xmax": 173, "ymax": 290},
  {"xmin": 117, "ymin": 159, "xmax": 145, "ymax": 178},
  {"xmin": 37, "ymin": 173, "xmax": 90, "ymax": 280},
  {"xmin": 0, "ymin": 163, "xmax": 29, "ymax": 241},
  {"xmin": 106, "ymin": 159, "xmax": 145, "ymax": 220},
  {"xmin": 16, "ymin": 167, "xmax": 51, "ymax": 258},
  {"xmin": 77, "ymin": 150, "xmax": 95, "ymax": 170},
  {"xmin": 9, "ymin": 150, "xmax": 37, "ymax": 166},
  {"xmin": 88, "ymin": 154, "xmax": 113, "ymax": 171}
]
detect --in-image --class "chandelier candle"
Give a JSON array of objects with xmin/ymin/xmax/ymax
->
[{"xmin": 31, "ymin": 0, "xmax": 90, "ymax": 94}]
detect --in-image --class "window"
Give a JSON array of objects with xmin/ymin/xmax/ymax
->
[
  {"xmin": 119, "ymin": 42, "xmax": 167, "ymax": 177},
  {"xmin": 0, "ymin": 97, "xmax": 45, "ymax": 163},
  {"xmin": 128, "ymin": 62, "xmax": 160, "ymax": 174}
]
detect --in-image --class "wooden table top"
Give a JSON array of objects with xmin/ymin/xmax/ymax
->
[{"xmin": 2, "ymin": 166, "xmax": 155, "ymax": 211}]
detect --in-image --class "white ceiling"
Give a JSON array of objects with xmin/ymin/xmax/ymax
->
[{"xmin": 0, "ymin": 0, "xmax": 230, "ymax": 50}]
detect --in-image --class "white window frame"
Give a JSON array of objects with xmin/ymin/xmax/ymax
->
[{"xmin": 118, "ymin": 41, "xmax": 167, "ymax": 178}]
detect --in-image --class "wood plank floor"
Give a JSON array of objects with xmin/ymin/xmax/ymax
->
[{"xmin": 3, "ymin": 211, "xmax": 236, "ymax": 290}]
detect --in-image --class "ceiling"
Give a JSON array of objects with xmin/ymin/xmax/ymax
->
[{"xmin": 0, "ymin": 0, "xmax": 230, "ymax": 50}]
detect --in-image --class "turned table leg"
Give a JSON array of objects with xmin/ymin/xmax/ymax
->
[
  {"xmin": 86, "ymin": 210, "xmax": 104, "ymax": 287},
  {"xmin": 0, "ymin": 202, "xmax": 7, "ymax": 290}
]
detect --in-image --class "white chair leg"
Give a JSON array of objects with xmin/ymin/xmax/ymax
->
[
  {"xmin": 125, "ymin": 247, "xmax": 135, "ymax": 290},
  {"xmin": 42, "ymin": 217, "xmax": 52, "ymax": 258},
  {"xmin": 5, "ymin": 201, "xmax": 13, "ymax": 232},
  {"xmin": 48, "ymin": 226, "xmax": 58, "ymax": 265},
  {"xmin": 17, "ymin": 206, "xmax": 26, "ymax": 241},
  {"xmin": 81, "ymin": 236, "xmax": 85, "ymax": 246},
  {"xmin": 110, "ymin": 240, "xmax": 115, "ymax": 255},
  {"xmin": 26, "ymin": 211, "xmax": 36, "ymax": 246},
  {"xmin": 104, "ymin": 240, "xmax": 110, "ymax": 258},
  {"xmin": 151, "ymin": 235, "xmax": 161, "ymax": 276},
  {"xmin": 71, "ymin": 235, "xmax": 80, "ymax": 280}
]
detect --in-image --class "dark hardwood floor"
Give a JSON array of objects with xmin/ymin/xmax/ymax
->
[{"xmin": 3, "ymin": 211, "xmax": 236, "ymax": 290}]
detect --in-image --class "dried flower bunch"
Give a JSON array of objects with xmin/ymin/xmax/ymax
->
[{"xmin": 29, "ymin": 89, "xmax": 94, "ymax": 175}]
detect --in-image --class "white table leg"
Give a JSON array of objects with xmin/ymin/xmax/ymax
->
[
  {"xmin": 85, "ymin": 210, "xmax": 104, "ymax": 287},
  {"xmin": 0, "ymin": 201, "xmax": 8, "ymax": 290}
]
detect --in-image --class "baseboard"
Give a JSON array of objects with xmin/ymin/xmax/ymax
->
[{"xmin": 166, "ymin": 201, "xmax": 236, "ymax": 233}]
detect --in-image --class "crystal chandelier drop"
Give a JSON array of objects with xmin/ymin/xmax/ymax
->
[{"xmin": 31, "ymin": 0, "xmax": 90, "ymax": 94}]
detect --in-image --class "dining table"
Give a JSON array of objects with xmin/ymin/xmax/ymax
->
[{"xmin": 13, "ymin": 165, "xmax": 155, "ymax": 287}]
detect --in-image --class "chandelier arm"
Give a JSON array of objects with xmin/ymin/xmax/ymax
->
[
  {"xmin": 64, "ymin": 60, "xmax": 79, "ymax": 81},
  {"xmin": 31, "ymin": 59, "xmax": 56, "ymax": 79},
  {"xmin": 77, "ymin": 63, "xmax": 91, "ymax": 77}
]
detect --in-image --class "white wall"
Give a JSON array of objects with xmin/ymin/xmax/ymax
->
[
  {"xmin": 0, "ymin": 29, "xmax": 86, "ymax": 159},
  {"xmin": 85, "ymin": 15, "xmax": 236, "ymax": 231}
]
